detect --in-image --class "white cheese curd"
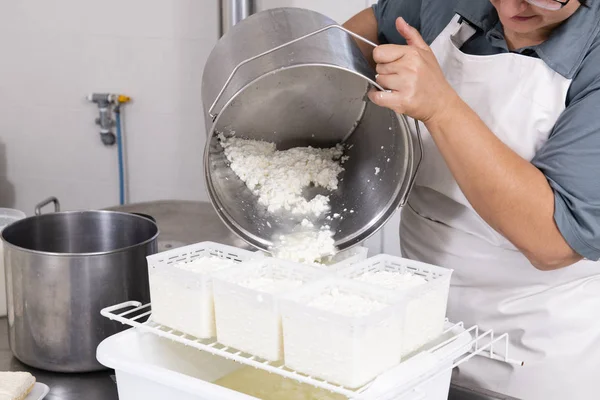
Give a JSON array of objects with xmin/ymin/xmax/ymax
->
[
  {"xmin": 149, "ymin": 255, "xmax": 236, "ymax": 339},
  {"xmin": 219, "ymin": 135, "xmax": 349, "ymax": 264},
  {"xmin": 176, "ymin": 255, "xmax": 235, "ymax": 274},
  {"xmin": 300, "ymin": 218, "xmax": 314, "ymax": 228},
  {"xmin": 270, "ymin": 229, "xmax": 336, "ymax": 265},
  {"xmin": 239, "ymin": 276, "xmax": 304, "ymax": 294},
  {"xmin": 0, "ymin": 372, "xmax": 36, "ymax": 400},
  {"xmin": 308, "ymin": 287, "xmax": 387, "ymax": 317},
  {"xmin": 354, "ymin": 270, "xmax": 427, "ymax": 291},
  {"xmin": 219, "ymin": 135, "xmax": 344, "ymax": 217}
]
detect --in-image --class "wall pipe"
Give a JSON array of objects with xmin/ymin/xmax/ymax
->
[
  {"xmin": 220, "ymin": 0, "xmax": 255, "ymax": 37},
  {"xmin": 114, "ymin": 106, "xmax": 126, "ymax": 206},
  {"xmin": 88, "ymin": 93, "xmax": 130, "ymax": 205}
]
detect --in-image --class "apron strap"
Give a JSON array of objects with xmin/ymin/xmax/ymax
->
[{"xmin": 451, "ymin": 14, "xmax": 478, "ymax": 49}]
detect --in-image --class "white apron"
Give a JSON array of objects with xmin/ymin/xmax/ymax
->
[{"xmin": 400, "ymin": 15, "xmax": 600, "ymax": 400}]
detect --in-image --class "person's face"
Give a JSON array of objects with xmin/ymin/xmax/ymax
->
[{"xmin": 490, "ymin": 0, "xmax": 581, "ymax": 35}]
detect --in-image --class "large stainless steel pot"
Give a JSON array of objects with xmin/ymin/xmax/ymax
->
[
  {"xmin": 202, "ymin": 7, "xmax": 422, "ymax": 253},
  {"xmin": 1, "ymin": 197, "xmax": 158, "ymax": 372}
]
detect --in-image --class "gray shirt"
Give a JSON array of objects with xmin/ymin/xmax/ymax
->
[{"xmin": 373, "ymin": 0, "xmax": 600, "ymax": 260}]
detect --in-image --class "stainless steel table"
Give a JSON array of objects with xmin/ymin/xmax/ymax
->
[
  {"xmin": 449, "ymin": 385, "xmax": 519, "ymax": 400},
  {"xmin": 0, "ymin": 200, "xmax": 512, "ymax": 400},
  {"xmin": 0, "ymin": 318, "xmax": 117, "ymax": 400}
]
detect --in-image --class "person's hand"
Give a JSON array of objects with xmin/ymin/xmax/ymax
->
[{"xmin": 368, "ymin": 17, "xmax": 459, "ymax": 124}]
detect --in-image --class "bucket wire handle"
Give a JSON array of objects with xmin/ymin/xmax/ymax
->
[
  {"xmin": 35, "ymin": 197, "xmax": 60, "ymax": 215},
  {"xmin": 208, "ymin": 24, "xmax": 385, "ymax": 120},
  {"xmin": 209, "ymin": 24, "xmax": 423, "ymax": 205}
]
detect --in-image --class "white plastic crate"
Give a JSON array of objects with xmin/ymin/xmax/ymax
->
[
  {"xmin": 338, "ymin": 254, "xmax": 453, "ymax": 356},
  {"xmin": 147, "ymin": 241, "xmax": 263, "ymax": 339},
  {"xmin": 212, "ymin": 258, "xmax": 325, "ymax": 361},
  {"xmin": 280, "ymin": 277, "xmax": 406, "ymax": 389}
]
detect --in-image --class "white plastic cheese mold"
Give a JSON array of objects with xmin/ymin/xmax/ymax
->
[
  {"xmin": 212, "ymin": 258, "xmax": 325, "ymax": 361},
  {"xmin": 338, "ymin": 254, "xmax": 453, "ymax": 356},
  {"xmin": 280, "ymin": 278, "xmax": 406, "ymax": 388},
  {"xmin": 147, "ymin": 241, "xmax": 263, "ymax": 339}
]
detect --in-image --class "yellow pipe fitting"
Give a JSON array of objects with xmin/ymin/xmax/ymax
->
[{"xmin": 117, "ymin": 95, "xmax": 131, "ymax": 104}]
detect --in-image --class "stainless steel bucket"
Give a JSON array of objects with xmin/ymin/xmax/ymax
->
[
  {"xmin": 1, "ymin": 197, "xmax": 159, "ymax": 372},
  {"xmin": 202, "ymin": 7, "xmax": 422, "ymax": 252}
]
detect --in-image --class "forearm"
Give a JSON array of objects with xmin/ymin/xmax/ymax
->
[
  {"xmin": 343, "ymin": 8, "xmax": 379, "ymax": 67},
  {"xmin": 367, "ymin": 17, "xmax": 583, "ymax": 269},
  {"xmin": 426, "ymin": 95, "xmax": 582, "ymax": 270}
]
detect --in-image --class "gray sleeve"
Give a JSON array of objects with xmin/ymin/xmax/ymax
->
[
  {"xmin": 372, "ymin": 0, "xmax": 458, "ymax": 46},
  {"xmin": 372, "ymin": 0, "xmax": 422, "ymax": 45},
  {"xmin": 532, "ymin": 42, "xmax": 600, "ymax": 260}
]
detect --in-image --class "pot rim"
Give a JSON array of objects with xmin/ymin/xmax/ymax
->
[{"xmin": 0, "ymin": 210, "xmax": 160, "ymax": 257}]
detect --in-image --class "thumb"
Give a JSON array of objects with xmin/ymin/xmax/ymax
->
[{"xmin": 396, "ymin": 17, "xmax": 428, "ymax": 50}]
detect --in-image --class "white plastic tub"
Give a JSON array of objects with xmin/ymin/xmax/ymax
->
[
  {"xmin": 147, "ymin": 241, "xmax": 262, "ymax": 339},
  {"xmin": 96, "ymin": 323, "xmax": 472, "ymax": 400},
  {"xmin": 280, "ymin": 278, "xmax": 406, "ymax": 388},
  {"xmin": 212, "ymin": 259, "xmax": 324, "ymax": 361},
  {"xmin": 0, "ymin": 208, "xmax": 26, "ymax": 317},
  {"xmin": 338, "ymin": 255, "xmax": 453, "ymax": 356}
]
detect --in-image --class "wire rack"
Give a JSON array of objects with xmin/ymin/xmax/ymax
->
[{"xmin": 101, "ymin": 301, "xmax": 523, "ymax": 399}]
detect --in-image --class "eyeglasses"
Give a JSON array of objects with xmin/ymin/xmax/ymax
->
[{"xmin": 525, "ymin": 0, "xmax": 570, "ymax": 11}]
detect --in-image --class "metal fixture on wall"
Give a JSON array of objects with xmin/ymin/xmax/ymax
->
[
  {"xmin": 87, "ymin": 94, "xmax": 131, "ymax": 145},
  {"xmin": 88, "ymin": 93, "xmax": 118, "ymax": 145},
  {"xmin": 87, "ymin": 93, "xmax": 132, "ymax": 205},
  {"xmin": 220, "ymin": 0, "xmax": 255, "ymax": 37}
]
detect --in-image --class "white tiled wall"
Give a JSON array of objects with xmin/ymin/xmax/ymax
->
[{"xmin": 0, "ymin": 0, "xmax": 219, "ymax": 214}]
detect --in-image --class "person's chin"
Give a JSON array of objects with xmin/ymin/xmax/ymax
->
[{"xmin": 501, "ymin": 16, "xmax": 541, "ymax": 34}]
